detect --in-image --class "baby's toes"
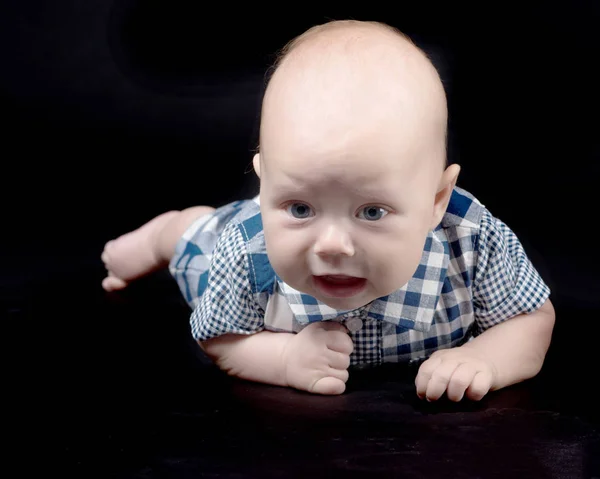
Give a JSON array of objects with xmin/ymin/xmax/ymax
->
[
  {"xmin": 101, "ymin": 241, "xmax": 116, "ymax": 265},
  {"xmin": 102, "ymin": 274, "xmax": 128, "ymax": 292}
]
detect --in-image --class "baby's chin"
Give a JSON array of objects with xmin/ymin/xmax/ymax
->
[
  {"xmin": 314, "ymin": 281, "xmax": 410, "ymax": 311},
  {"xmin": 321, "ymin": 297, "xmax": 374, "ymax": 311},
  {"xmin": 311, "ymin": 287, "xmax": 378, "ymax": 312},
  {"xmin": 283, "ymin": 275, "xmax": 395, "ymax": 311}
]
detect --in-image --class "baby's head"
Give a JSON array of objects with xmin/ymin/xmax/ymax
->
[{"xmin": 253, "ymin": 20, "xmax": 460, "ymax": 310}]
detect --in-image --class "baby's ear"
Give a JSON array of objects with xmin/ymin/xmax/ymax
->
[
  {"xmin": 431, "ymin": 164, "xmax": 460, "ymax": 229},
  {"xmin": 252, "ymin": 153, "xmax": 261, "ymax": 179}
]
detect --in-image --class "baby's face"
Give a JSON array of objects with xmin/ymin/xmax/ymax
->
[
  {"xmin": 257, "ymin": 23, "xmax": 450, "ymax": 310},
  {"xmin": 258, "ymin": 116, "xmax": 444, "ymax": 311}
]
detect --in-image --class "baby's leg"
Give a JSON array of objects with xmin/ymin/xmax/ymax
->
[{"xmin": 101, "ymin": 206, "xmax": 215, "ymax": 291}]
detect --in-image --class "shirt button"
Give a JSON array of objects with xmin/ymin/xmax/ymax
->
[{"xmin": 345, "ymin": 317, "xmax": 363, "ymax": 333}]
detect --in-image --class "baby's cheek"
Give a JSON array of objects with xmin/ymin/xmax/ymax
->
[
  {"xmin": 266, "ymin": 235, "xmax": 302, "ymax": 271},
  {"xmin": 376, "ymin": 240, "xmax": 421, "ymax": 286}
]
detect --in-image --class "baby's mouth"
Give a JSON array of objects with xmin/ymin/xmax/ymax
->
[{"xmin": 312, "ymin": 275, "xmax": 367, "ymax": 298}]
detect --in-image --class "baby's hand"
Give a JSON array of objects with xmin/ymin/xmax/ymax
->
[
  {"xmin": 415, "ymin": 347, "xmax": 498, "ymax": 402},
  {"xmin": 283, "ymin": 321, "xmax": 354, "ymax": 395}
]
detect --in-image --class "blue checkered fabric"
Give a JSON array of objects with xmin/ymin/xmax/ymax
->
[{"xmin": 170, "ymin": 187, "xmax": 551, "ymax": 366}]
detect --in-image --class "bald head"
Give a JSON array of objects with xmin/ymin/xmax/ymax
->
[
  {"xmin": 256, "ymin": 22, "xmax": 461, "ymax": 299},
  {"xmin": 259, "ymin": 20, "xmax": 449, "ymax": 173}
]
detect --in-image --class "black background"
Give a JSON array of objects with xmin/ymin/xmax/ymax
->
[
  {"xmin": 2, "ymin": 2, "xmax": 599, "ymax": 476},
  {"xmin": 3, "ymin": 2, "xmax": 599, "ymax": 312}
]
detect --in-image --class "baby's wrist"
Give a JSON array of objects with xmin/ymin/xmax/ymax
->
[{"xmin": 279, "ymin": 333, "xmax": 297, "ymax": 387}]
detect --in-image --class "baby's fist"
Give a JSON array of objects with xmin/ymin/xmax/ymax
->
[{"xmin": 283, "ymin": 321, "xmax": 353, "ymax": 395}]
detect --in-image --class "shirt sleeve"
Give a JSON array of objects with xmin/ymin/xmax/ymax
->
[
  {"xmin": 472, "ymin": 208, "xmax": 551, "ymax": 332},
  {"xmin": 189, "ymin": 220, "xmax": 265, "ymax": 341}
]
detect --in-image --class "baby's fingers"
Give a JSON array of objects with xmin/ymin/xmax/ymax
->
[
  {"xmin": 446, "ymin": 363, "xmax": 478, "ymax": 402},
  {"xmin": 419, "ymin": 358, "xmax": 461, "ymax": 401},
  {"xmin": 311, "ymin": 376, "xmax": 347, "ymax": 395},
  {"xmin": 465, "ymin": 370, "xmax": 493, "ymax": 401},
  {"xmin": 415, "ymin": 356, "xmax": 442, "ymax": 399},
  {"xmin": 328, "ymin": 350, "xmax": 351, "ymax": 371},
  {"xmin": 323, "ymin": 328, "xmax": 354, "ymax": 356}
]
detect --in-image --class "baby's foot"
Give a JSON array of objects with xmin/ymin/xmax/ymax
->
[
  {"xmin": 101, "ymin": 211, "xmax": 178, "ymax": 291},
  {"xmin": 102, "ymin": 271, "xmax": 128, "ymax": 292}
]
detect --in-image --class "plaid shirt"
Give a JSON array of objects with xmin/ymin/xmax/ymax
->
[{"xmin": 170, "ymin": 187, "xmax": 550, "ymax": 366}]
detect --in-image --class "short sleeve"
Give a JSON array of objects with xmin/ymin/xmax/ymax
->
[
  {"xmin": 472, "ymin": 208, "xmax": 550, "ymax": 332},
  {"xmin": 189, "ymin": 221, "xmax": 265, "ymax": 341}
]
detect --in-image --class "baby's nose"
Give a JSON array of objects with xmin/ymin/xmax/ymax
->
[{"xmin": 313, "ymin": 224, "xmax": 355, "ymax": 257}]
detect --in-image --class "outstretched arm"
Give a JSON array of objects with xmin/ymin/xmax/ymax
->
[{"xmin": 415, "ymin": 299, "xmax": 556, "ymax": 401}]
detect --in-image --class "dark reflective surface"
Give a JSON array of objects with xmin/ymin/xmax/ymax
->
[{"xmin": 5, "ymin": 265, "xmax": 598, "ymax": 477}]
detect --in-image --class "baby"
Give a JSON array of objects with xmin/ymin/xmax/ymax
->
[{"xmin": 101, "ymin": 20, "xmax": 555, "ymax": 402}]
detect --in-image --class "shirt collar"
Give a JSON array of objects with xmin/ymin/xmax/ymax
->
[{"xmin": 279, "ymin": 228, "xmax": 449, "ymax": 332}]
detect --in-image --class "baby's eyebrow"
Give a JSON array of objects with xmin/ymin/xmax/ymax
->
[
  {"xmin": 269, "ymin": 173, "xmax": 319, "ymax": 191},
  {"xmin": 352, "ymin": 188, "xmax": 391, "ymax": 202},
  {"xmin": 269, "ymin": 171, "xmax": 400, "ymax": 202},
  {"xmin": 271, "ymin": 183, "xmax": 311, "ymax": 194}
]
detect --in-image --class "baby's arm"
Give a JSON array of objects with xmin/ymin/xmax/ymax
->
[
  {"xmin": 191, "ymin": 220, "xmax": 353, "ymax": 395},
  {"xmin": 200, "ymin": 321, "xmax": 354, "ymax": 395},
  {"xmin": 415, "ymin": 299, "xmax": 555, "ymax": 401}
]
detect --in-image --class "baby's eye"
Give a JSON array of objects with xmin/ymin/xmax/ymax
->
[
  {"xmin": 287, "ymin": 202, "xmax": 313, "ymax": 219},
  {"xmin": 357, "ymin": 206, "xmax": 389, "ymax": 221}
]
